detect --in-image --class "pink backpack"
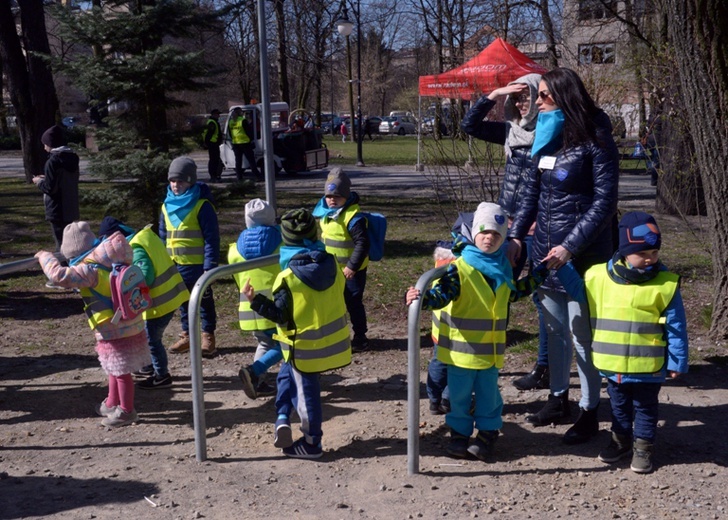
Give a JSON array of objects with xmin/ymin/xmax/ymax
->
[{"xmin": 109, "ymin": 263, "xmax": 151, "ymax": 324}]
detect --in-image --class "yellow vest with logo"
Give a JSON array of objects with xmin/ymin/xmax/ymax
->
[
  {"xmin": 229, "ymin": 115, "xmax": 251, "ymax": 144},
  {"xmin": 228, "ymin": 244, "xmax": 281, "ymax": 331},
  {"xmin": 202, "ymin": 118, "xmax": 220, "ymax": 144},
  {"xmin": 272, "ymin": 267, "xmax": 351, "ymax": 374},
  {"xmin": 585, "ymin": 264, "xmax": 679, "ymax": 374},
  {"xmin": 434, "ymin": 257, "xmax": 510, "ymax": 370},
  {"xmin": 130, "ymin": 227, "xmax": 190, "ymax": 319},
  {"xmin": 81, "ymin": 267, "xmax": 114, "ymax": 330},
  {"xmin": 162, "ymin": 199, "xmax": 210, "ymax": 265},
  {"xmin": 320, "ymin": 204, "xmax": 369, "ymax": 271}
]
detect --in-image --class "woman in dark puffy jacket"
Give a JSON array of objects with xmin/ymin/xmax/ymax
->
[
  {"xmin": 507, "ymin": 68, "xmax": 619, "ymax": 445},
  {"xmin": 461, "ymin": 73, "xmax": 550, "ymax": 392}
]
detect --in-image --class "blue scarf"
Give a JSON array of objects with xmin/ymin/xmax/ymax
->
[
  {"xmin": 164, "ymin": 184, "xmax": 201, "ymax": 227},
  {"xmin": 68, "ymin": 238, "xmax": 102, "ymax": 266},
  {"xmin": 311, "ymin": 194, "xmax": 355, "ymax": 220},
  {"xmin": 460, "ymin": 243, "xmax": 515, "ymax": 291},
  {"xmin": 531, "ymin": 109, "xmax": 565, "ymax": 158},
  {"xmin": 279, "ymin": 240, "xmax": 326, "ymax": 270}
]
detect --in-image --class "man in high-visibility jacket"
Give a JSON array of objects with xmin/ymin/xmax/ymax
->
[
  {"xmin": 242, "ymin": 208, "xmax": 350, "ymax": 460},
  {"xmin": 202, "ymin": 109, "xmax": 222, "ymax": 182},
  {"xmin": 555, "ymin": 211, "xmax": 688, "ymax": 474},
  {"xmin": 228, "ymin": 107, "xmax": 261, "ymax": 180},
  {"xmin": 406, "ymin": 203, "xmax": 546, "ymax": 462}
]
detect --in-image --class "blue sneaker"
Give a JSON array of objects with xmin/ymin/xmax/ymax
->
[
  {"xmin": 274, "ymin": 418, "xmax": 293, "ymax": 448},
  {"xmin": 282, "ymin": 438, "xmax": 323, "ymax": 459}
]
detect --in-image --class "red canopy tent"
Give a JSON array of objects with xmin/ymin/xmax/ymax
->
[{"xmin": 418, "ymin": 38, "xmax": 548, "ymax": 99}]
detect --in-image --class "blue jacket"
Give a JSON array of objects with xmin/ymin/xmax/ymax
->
[
  {"xmin": 236, "ymin": 225, "xmax": 281, "ymax": 260},
  {"xmin": 557, "ymin": 260, "xmax": 689, "ymax": 383},
  {"xmin": 508, "ymin": 111, "xmax": 619, "ymax": 291}
]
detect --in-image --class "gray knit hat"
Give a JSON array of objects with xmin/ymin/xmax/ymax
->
[
  {"xmin": 324, "ymin": 167, "xmax": 351, "ymax": 198},
  {"xmin": 60, "ymin": 221, "xmax": 96, "ymax": 260},
  {"xmin": 168, "ymin": 156, "xmax": 198, "ymax": 184},
  {"xmin": 280, "ymin": 208, "xmax": 318, "ymax": 246},
  {"xmin": 245, "ymin": 198, "xmax": 276, "ymax": 229},
  {"xmin": 472, "ymin": 202, "xmax": 508, "ymax": 239}
]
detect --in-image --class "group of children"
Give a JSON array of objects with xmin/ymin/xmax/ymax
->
[{"xmin": 35, "ymin": 154, "xmax": 688, "ymax": 471}]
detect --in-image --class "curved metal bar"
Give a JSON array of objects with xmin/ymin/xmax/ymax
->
[
  {"xmin": 407, "ymin": 265, "xmax": 447, "ymax": 475},
  {"xmin": 189, "ymin": 254, "xmax": 279, "ymax": 462}
]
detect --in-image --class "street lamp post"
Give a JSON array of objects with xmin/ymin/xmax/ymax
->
[{"xmin": 335, "ymin": 1, "xmax": 364, "ymax": 167}]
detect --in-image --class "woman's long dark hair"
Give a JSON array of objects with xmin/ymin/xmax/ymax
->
[{"xmin": 543, "ymin": 68, "xmax": 601, "ymax": 149}]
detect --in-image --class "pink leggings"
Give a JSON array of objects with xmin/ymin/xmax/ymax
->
[{"xmin": 106, "ymin": 373, "xmax": 135, "ymax": 413}]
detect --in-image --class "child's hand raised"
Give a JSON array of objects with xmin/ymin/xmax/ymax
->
[
  {"xmin": 405, "ymin": 286, "xmax": 421, "ymax": 306},
  {"xmin": 242, "ymin": 278, "xmax": 255, "ymax": 302}
]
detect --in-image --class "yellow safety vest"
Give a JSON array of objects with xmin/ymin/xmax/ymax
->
[
  {"xmin": 585, "ymin": 264, "xmax": 679, "ymax": 374},
  {"xmin": 202, "ymin": 118, "xmax": 220, "ymax": 144},
  {"xmin": 434, "ymin": 257, "xmax": 510, "ymax": 370},
  {"xmin": 228, "ymin": 244, "xmax": 281, "ymax": 331},
  {"xmin": 229, "ymin": 115, "xmax": 251, "ymax": 144},
  {"xmin": 130, "ymin": 227, "xmax": 190, "ymax": 319},
  {"xmin": 80, "ymin": 267, "xmax": 114, "ymax": 330},
  {"xmin": 162, "ymin": 199, "xmax": 210, "ymax": 265},
  {"xmin": 272, "ymin": 267, "xmax": 351, "ymax": 374},
  {"xmin": 319, "ymin": 204, "xmax": 369, "ymax": 270}
]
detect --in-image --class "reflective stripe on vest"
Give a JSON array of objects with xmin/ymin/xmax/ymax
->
[
  {"xmin": 228, "ymin": 244, "xmax": 280, "ymax": 331},
  {"xmin": 272, "ymin": 267, "xmax": 351, "ymax": 373},
  {"xmin": 229, "ymin": 116, "xmax": 251, "ymax": 144},
  {"xmin": 202, "ymin": 118, "xmax": 220, "ymax": 143},
  {"xmin": 585, "ymin": 264, "xmax": 679, "ymax": 374},
  {"xmin": 130, "ymin": 227, "xmax": 190, "ymax": 319},
  {"xmin": 434, "ymin": 257, "xmax": 510, "ymax": 370},
  {"xmin": 319, "ymin": 204, "xmax": 369, "ymax": 270},
  {"xmin": 162, "ymin": 199, "xmax": 208, "ymax": 264},
  {"xmin": 81, "ymin": 268, "xmax": 114, "ymax": 330}
]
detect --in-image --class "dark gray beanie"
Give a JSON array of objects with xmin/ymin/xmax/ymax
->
[
  {"xmin": 324, "ymin": 167, "xmax": 351, "ymax": 198},
  {"xmin": 168, "ymin": 156, "xmax": 198, "ymax": 184}
]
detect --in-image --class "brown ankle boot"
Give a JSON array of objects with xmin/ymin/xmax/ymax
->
[
  {"xmin": 201, "ymin": 332, "xmax": 216, "ymax": 358},
  {"xmin": 169, "ymin": 331, "xmax": 190, "ymax": 354}
]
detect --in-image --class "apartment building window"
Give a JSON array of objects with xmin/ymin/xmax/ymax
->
[
  {"xmin": 579, "ymin": 43, "xmax": 616, "ymax": 65},
  {"xmin": 578, "ymin": 0, "xmax": 618, "ymax": 20}
]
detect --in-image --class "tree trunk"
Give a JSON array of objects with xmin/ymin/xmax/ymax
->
[
  {"xmin": 274, "ymin": 0, "xmax": 290, "ymax": 106},
  {"xmin": 662, "ymin": 0, "xmax": 728, "ymax": 340},
  {"xmin": 0, "ymin": 0, "xmax": 59, "ymax": 181}
]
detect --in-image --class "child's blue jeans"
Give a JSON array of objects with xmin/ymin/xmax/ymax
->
[
  {"xmin": 276, "ymin": 362, "xmax": 323, "ymax": 445},
  {"xmin": 177, "ymin": 264, "xmax": 216, "ymax": 334},
  {"xmin": 145, "ymin": 311, "xmax": 174, "ymax": 377},
  {"xmin": 607, "ymin": 379, "xmax": 661, "ymax": 442}
]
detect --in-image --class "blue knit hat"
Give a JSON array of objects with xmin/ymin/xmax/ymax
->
[{"xmin": 618, "ymin": 211, "xmax": 661, "ymax": 256}]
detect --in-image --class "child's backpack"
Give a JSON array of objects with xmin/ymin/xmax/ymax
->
[
  {"xmin": 362, "ymin": 212, "xmax": 387, "ymax": 262},
  {"xmin": 109, "ymin": 263, "xmax": 151, "ymax": 324}
]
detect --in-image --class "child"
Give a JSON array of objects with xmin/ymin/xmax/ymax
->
[
  {"xmin": 554, "ymin": 211, "xmax": 688, "ymax": 473},
  {"xmin": 405, "ymin": 203, "xmax": 546, "ymax": 460},
  {"xmin": 312, "ymin": 168, "xmax": 370, "ymax": 351},
  {"xmin": 36, "ymin": 222, "xmax": 150, "ymax": 427},
  {"xmin": 242, "ymin": 208, "xmax": 351, "ymax": 459},
  {"xmin": 98, "ymin": 217, "xmax": 190, "ymax": 389},
  {"xmin": 340, "ymin": 121, "xmax": 348, "ymax": 143},
  {"xmin": 228, "ymin": 198, "xmax": 283, "ymax": 399},
  {"xmin": 160, "ymin": 157, "xmax": 220, "ymax": 357}
]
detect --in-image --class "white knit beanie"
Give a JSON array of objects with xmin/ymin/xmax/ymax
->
[
  {"xmin": 472, "ymin": 202, "xmax": 508, "ymax": 239},
  {"xmin": 245, "ymin": 198, "xmax": 276, "ymax": 228},
  {"xmin": 60, "ymin": 221, "xmax": 96, "ymax": 260}
]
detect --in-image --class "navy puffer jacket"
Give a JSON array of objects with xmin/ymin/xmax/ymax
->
[{"xmin": 508, "ymin": 111, "xmax": 619, "ymax": 291}]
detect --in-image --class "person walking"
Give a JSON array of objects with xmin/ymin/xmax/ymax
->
[
  {"xmin": 229, "ymin": 107, "xmax": 261, "ymax": 180},
  {"xmin": 202, "ymin": 109, "xmax": 222, "ymax": 181}
]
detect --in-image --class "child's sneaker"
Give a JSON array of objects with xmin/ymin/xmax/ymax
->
[
  {"xmin": 467, "ymin": 430, "xmax": 499, "ymax": 461},
  {"xmin": 238, "ymin": 365, "xmax": 259, "ymax": 400},
  {"xmin": 274, "ymin": 418, "xmax": 293, "ymax": 448},
  {"xmin": 598, "ymin": 432, "xmax": 632, "ymax": 463},
  {"xmin": 282, "ymin": 438, "xmax": 323, "ymax": 459},
  {"xmin": 101, "ymin": 407, "xmax": 138, "ymax": 427},
  {"xmin": 351, "ymin": 334, "xmax": 369, "ymax": 353},
  {"xmin": 95, "ymin": 399, "xmax": 116, "ymax": 417},
  {"xmin": 440, "ymin": 398, "xmax": 451, "ymax": 414},
  {"xmin": 255, "ymin": 380, "xmax": 276, "ymax": 397},
  {"xmin": 429, "ymin": 400, "xmax": 444, "ymax": 415},
  {"xmin": 630, "ymin": 438, "xmax": 654, "ymax": 473},
  {"xmin": 137, "ymin": 373, "xmax": 173, "ymax": 390},
  {"xmin": 446, "ymin": 430, "xmax": 470, "ymax": 459},
  {"xmin": 170, "ymin": 332, "xmax": 190, "ymax": 354},
  {"xmin": 133, "ymin": 365, "xmax": 154, "ymax": 378}
]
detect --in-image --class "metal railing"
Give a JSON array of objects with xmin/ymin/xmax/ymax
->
[
  {"xmin": 406, "ymin": 265, "xmax": 447, "ymax": 475},
  {"xmin": 188, "ymin": 254, "xmax": 279, "ymax": 462}
]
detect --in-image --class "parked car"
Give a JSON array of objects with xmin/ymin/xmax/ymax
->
[
  {"xmin": 364, "ymin": 116, "xmax": 382, "ymax": 136},
  {"xmin": 320, "ymin": 113, "xmax": 342, "ymax": 134},
  {"xmin": 379, "ymin": 115, "xmax": 418, "ymax": 135}
]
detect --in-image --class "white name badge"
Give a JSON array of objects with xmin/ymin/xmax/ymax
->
[{"xmin": 538, "ymin": 156, "xmax": 557, "ymax": 170}]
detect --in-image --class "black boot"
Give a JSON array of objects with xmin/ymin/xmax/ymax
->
[
  {"xmin": 563, "ymin": 405, "xmax": 600, "ymax": 445},
  {"xmin": 525, "ymin": 393, "xmax": 570, "ymax": 426},
  {"xmin": 513, "ymin": 363, "xmax": 549, "ymax": 391}
]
